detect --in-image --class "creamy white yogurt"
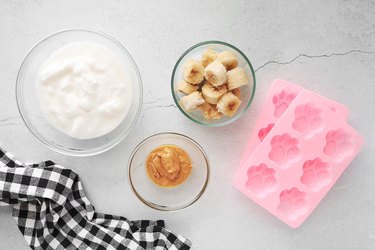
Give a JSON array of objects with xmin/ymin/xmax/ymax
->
[{"xmin": 36, "ymin": 42, "xmax": 132, "ymax": 139}]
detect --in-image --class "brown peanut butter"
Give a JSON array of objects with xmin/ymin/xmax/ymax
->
[{"xmin": 146, "ymin": 145, "xmax": 192, "ymax": 187}]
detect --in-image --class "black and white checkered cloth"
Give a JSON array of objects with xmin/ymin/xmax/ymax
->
[{"xmin": 0, "ymin": 148, "xmax": 191, "ymax": 250}]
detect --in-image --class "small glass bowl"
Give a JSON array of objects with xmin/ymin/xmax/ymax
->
[
  {"xmin": 128, "ymin": 132, "xmax": 210, "ymax": 211},
  {"xmin": 171, "ymin": 41, "xmax": 256, "ymax": 126},
  {"xmin": 16, "ymin": 29, "xmax": 143, "ymax": 156}
]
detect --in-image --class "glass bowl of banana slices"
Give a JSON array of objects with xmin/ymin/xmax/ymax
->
[{"xmin": 171, "ymin": 41, "xmax": 256, "ymax": 126}]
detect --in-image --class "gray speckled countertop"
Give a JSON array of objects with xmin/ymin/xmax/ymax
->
[{"xmin": 1, "ymin": 1, "xmax": 374, "ymax": 249}]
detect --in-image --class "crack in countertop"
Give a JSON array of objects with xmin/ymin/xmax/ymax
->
[
  {"xmin": 255, "ymin": 49, "xmax": 375, "ymax": 72},
  {"xmin": 0, "ymin": 116, "xmax": 20, "ymax": 123},
  {"xmin": 142, "ymin": 97, "xmax": 168, "ymax": 105},
  {"xmin": 0, "ymin": 123, "xmax": 18, "ymax": 127},
  {"xmin": 140, "ymin": 103, "xmax": 177, "ymax": 121},
  {"xmin": 138, "ymin": 104, "xmax": 176, "ymax": 138},
  {"xmin": 0, "ymin": 117, "xmax": 20, "ymax": 127},
  {"xmin": 142, "ymin": 104, "xmax": 176, "ymax": 113}
]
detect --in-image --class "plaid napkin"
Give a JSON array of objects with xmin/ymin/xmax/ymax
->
[{"xmin": 0, "ymin": 148, "xmax": 191, "ymax": 250}]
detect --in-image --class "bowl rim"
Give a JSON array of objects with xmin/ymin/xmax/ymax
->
[
  {"xmin": 171, "ymin": 40, "xmax": 256, "ymax": 127},
  {"xmin": 16, "ymin": 28, "xmax": 143, "ymax": 157},
  {"xmin": 127, "ymin": 132, "xmax": 210, "ymax": 211}
]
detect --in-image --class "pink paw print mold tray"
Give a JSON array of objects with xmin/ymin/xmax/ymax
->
[
  {"xmin": 234, "ymin": 86, "xmax": 363, "ymax": 228},
  {"xmin": 240, "ymin": 79, "xmax": 349, "ymax": 165}
]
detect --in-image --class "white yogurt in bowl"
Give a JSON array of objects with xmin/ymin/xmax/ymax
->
[
  {"xmin": 16, "ymin": 29, "xmax": 143, "ymax": 156},
  {"xmin": 37, "ymin": 42, "xmax": 132, "ymax": 140}
]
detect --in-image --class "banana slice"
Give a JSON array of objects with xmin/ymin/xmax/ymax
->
[
  {"xmin": 201, "ymin": 82, "xmax": 227, "ymax": 104},
  {"xmin": 183, "ymin": 59, "xmax": 204, "ymax": 85},
  {"xmin": 176, "ymin": 80, "xmax": 199, "ymax": 95},
  {"xmin": 180, "ymin": 91, "xmax": 205, "ymax": 111},
  {"xmin": 226, "ymin": 67, "xmax": 248, "ymax": 90},
  {"xmin": 216, "ymin": 51, "xmax": 238, "ymax": 70},
  {"xmin": 204, "ymin": 61, "xmax": 227, "ymax": 87},
  {"xmin": 216, "ymin": 92, "xmax": 241, "ymax": 117},
  {"xmin": 200, "ymin": 102, "xmax": 222, "ymax": 120},
  {"xmin": 231, "ymin": 88, "xmax": 241, "ymax": 98},
  {"xmin": 201, "ymin": 49, "xmax": 218, "ymax": 68}
]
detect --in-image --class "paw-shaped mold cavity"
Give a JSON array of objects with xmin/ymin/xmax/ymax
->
[
  {"xmin": 269, "ymin": 133, "xmax": 300, "ymax": 166},
  {"xmin": 272, "ymin": 90, "xmax": 297, "ymax": 118},
  {"xmin": 300, "ymin": 158, "xmax": 331, "ymax": 191},
  {"xmin": 245, "ymin": 164, "xmax": 277, "ymax": 197},
  {"xmin": 292, "ymin": 103, "xmax": 324, "ymax": 136},
  {"xmin": 258, "ymin": 123, "xmax": 274, "ymax": 142},
  {"xmin": 323, "ymin": 128, "xmax": 354, "ymax": 161},
  {"xmin": 277, "ymin": 187, "xmax": 309, "ymax": 220}
]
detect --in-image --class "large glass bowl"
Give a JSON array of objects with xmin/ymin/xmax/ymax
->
[
  {"xmin": 16, "ymin": 29, "xmax": 143, "ymax": 156},
  {"xmin": 171, "ymin": 41, "xmax": 256, "ymax": 126},
  {"xmin": 128, "ymin": 132, "xmax": 210, "ymax": 211}
]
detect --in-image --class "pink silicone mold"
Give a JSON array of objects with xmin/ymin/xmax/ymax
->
[
  {"xmin": 292, "ymin": 103, "xmax": 324, "ymax": 136},
  {"xmin": 245, "ymin": 163, "xmax": 277, "ymax": 198},
  {"xmin": 258, "ymin": 123, "xmax": 274, "ymax": 142},
  {"xmin": 277, "ymin": 187, "xmax": 309, "ymax": 220},
  {"xmin": 300, "ymin": 158, "xmax": 331, "ymax": 191},
  {"xmin": 240, "ymin": 79, "xmax": 349, "ymax": 165},
  {"xmin": 323, "ymin": 128, "xmax": 354, "ymax": 162},
  {"xmin": 234, "ymin": 90, "xmax": 363, "ymax": 228},
  {"xmin": 272, "ymin": 90, "xmax": 297, "ymax": 118},
  {"xmin": 268, "ymin": 133, "xmax": 300, "ymax": 166}
]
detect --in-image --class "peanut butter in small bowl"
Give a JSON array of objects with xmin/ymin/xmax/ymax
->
[{"xmin": 146, "ymin": 145, "xmax": 192, "ymax": 187}]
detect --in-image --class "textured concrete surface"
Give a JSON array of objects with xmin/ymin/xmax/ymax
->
[{"xmin": 0, "ymin": 0, "xmax": 375, "ymax": 249}]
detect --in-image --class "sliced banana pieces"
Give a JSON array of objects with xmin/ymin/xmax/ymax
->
[
  {"xmin": 183, "ymin": 60, "xmax": 204, "ymax": 85},
  {"xmin": 177, "ymin": 48, "xmax": 249, "ymax": 120},
  {"xmin": 232, "ymin": 88, "xmax": 241, "ymax": 98},
  {"xmin": 216, "ymin": 51, "xmax": 238, "ymax": 70},
  {"xmin": 216, "ymin": 92, "xmax": 241, "ymax": 117},
  {"xmin": 201, "ymin": 49, "xmax": 218, "ymax": 68},
  {"xmin": 180, "ymin": 91, "xmax": 205, "ymax": 111},
  {"xmin": 200, "ymin": 102, "xmax": 222, "ymax": 120},
  {"xmin": 176, "ymin": 80, "xmax": 199, "ymax": 95},
  {"xmin": 204, "ymin": 61, "xmax": 227, "ymax": 87},
  {"xmin": 226, "ymin": 67, "xmax": 248, "ymax": 90},
  {"xmin": 201, "ymin": 82, "xmax": 227, "ymax": 104}
]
